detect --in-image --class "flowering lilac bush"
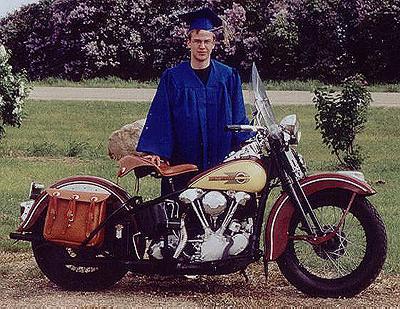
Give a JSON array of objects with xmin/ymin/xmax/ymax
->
[
  {"xmin": 0, "ymin": 0, "xmax": 53, "ymax": 79},
  {"xmin": 0, "ymin": 0, "xmax": 399, "ymax": 82},
  {"xmin": 49, "ymin": 0, "xmax": 147, "ymax": 79},
  {"xmin": 0, "ymin": 44, "xmax": 29, "ymax": 139},
  {"xmin": 350, "ymin": 2, "xmax": 400, "ymax": 82},
  {"xmin": 0, "ymin": 0, "xmax": 267, "ymax": 79},
  {"xmin": 288, "ymin": 0, "xmax": 338, "ymax": 81}
]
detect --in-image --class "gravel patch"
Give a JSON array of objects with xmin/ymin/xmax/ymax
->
[{"xmin": 0, "ymin": 251, "xmax": 398, "ymax": 307}]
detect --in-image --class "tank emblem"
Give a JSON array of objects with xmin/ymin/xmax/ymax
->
[{"xmin": 209, "ymin": 172, "xmax": 250, "ymax": 184}]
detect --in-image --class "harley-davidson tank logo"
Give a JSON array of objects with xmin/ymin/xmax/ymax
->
[{"xmin": 209, "ymin": 172, "xmax": 251, "ymax": 184}]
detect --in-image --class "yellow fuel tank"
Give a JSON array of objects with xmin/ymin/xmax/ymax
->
[{"xmin": 189, "ymin": 159, "xmax": 267, "ymax": 193}]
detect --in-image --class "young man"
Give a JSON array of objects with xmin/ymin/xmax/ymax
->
[{"xmin": 137, "ymin": 8, "xmax": 250, "ymax": 193}]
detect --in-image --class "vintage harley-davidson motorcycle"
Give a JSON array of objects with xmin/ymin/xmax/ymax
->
[{"xmin": 10, "ymin": 64, "xmax": 387, "ymax": 298}]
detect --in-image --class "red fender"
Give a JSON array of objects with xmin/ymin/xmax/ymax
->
[
  {"xmin": 264, "ymin": 172, "xmax": 376, "ymax": 261},
  {"xmin": 18, "ymin": 175, "xmax": 131, "ymax": 232}
]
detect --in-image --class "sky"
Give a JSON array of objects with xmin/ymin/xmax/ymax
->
[{"xmin": 0, "ymin": 0, "xmax": 39, "ymax": 18}]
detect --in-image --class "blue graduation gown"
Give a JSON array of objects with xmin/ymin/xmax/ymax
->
[{"xmin": 137, "ymin": 59, "xmax": 250, "ymax": 171}]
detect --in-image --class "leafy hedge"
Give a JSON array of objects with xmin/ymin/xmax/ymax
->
[
  {"xmin": 0, "ymin": 0, "xmax": 399, "ymax": 82},
  {"xmin": 0, "ymin": 44, "xmax": 29, "ymax": 139}
]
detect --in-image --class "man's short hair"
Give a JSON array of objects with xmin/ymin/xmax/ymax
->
[{"xmin": 187, "ymin": 29, "xmax": 216, "ymax": 41}]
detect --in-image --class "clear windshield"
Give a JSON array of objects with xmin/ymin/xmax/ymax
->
[{"xmin": 250, "ymin": 63, "xmax": 278, "ymax": 133}]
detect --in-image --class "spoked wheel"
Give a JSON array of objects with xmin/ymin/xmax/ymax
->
[
  {"xmin": 32, "ymin": 240, "xmax": 127, "ymax": 291},
  {"xmin": 277, "ymin": 190, "xmax": 387, "ymax": 298}
]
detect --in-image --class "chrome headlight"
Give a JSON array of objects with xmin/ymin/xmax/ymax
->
[{"xmin": 280, "ymin": 114, "xmax": 301, "ymax": 144}]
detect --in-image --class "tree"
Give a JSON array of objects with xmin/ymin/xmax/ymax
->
[{"xmin": 0, "ymin": 44, "xmax": 29, "ymax": 138}]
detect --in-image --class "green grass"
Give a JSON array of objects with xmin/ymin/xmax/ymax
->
[
  {"xmin": 30, "ymin": 77, "xmax": 158, "ymax": 89},
  {"xmin": 367, "ymin": 83, "xmax": 400, "ymax": 92},
  {"xmin": 30, "ymin": 77, "xmax": 400, "ymax": 92},
  {"xmin": 0, "ymin": 100, "xmax": 399, "ymax": 273}
]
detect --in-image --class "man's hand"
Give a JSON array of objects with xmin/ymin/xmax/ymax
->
[
  {"xmin": 143, "ymin": 154, "xmax": 161, "ymax": 166},
  {"xmin": 142, "ymin": 154, "xmax": 169, "ymax": 166}
]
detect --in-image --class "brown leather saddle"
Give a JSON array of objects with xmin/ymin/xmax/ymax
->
[{"xmin": 118, "ymin": 155, "xmax": 198, "ymax": 178}]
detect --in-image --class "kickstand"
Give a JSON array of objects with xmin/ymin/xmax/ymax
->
[{"xmin": 240, "ymin": 269, "xmax": 249, "ymax": 283}]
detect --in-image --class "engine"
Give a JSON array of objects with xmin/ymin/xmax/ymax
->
[{"xmin": 136, "ymin": 188, "xmax": 255, "ymax": 263}]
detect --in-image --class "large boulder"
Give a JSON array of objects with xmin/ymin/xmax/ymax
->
[{"xmin": 108, "ymin": 119, "xmax": 146, "ymax": 160}]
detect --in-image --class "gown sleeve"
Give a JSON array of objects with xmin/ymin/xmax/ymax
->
[
  {"xmin": 230, "ymin": 68, "xmax": 252, "ymax": 149},
  {"xmin": 136, "ymin": 70, "xmax": 174, "ymax": 160}
]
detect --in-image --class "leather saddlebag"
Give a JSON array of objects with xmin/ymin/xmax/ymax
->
[{"xmin": 43, "ymin": 188, "xmax": 110, "ymax": 247}]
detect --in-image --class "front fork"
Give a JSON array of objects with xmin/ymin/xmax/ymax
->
[
  {"xmin": 281, "ymin": 174, "xmax": 324, "ymax": 236},
  {"xmin": 271, "ymin": 135, "xmax": 325, "ymax": 236}
]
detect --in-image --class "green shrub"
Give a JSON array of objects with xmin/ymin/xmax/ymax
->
[
  {"xmin": 314, "ymin": 74, "xmax": 371, "ymax": 170},
  {"xmin": 26, "ymin": 141, "xmax": 58, "ymax": 157},
  {"xmin": 64, "ymin": 140, "xmax": 88, "ymax": 157},
  {"xmin": 0, "ymin": 44, "xmax": 29, "ymax": 139}
]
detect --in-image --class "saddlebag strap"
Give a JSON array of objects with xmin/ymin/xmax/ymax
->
[
  {"xmin": 85, "ymin": 197, "xmax": 106, "ymax": 238},
  {"xmin": 43, "ymin": 188, "xmax": 110, "ymax": 248},
  {"xmin": 44, "ymin": 193, "xmax": 58, "ymax": 235},
  {"xmin": 62, "ymin": 196, "xmax": 78, "ymax": 235}
]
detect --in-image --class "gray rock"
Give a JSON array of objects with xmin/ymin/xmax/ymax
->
[{"xmin": 108, "ymin": 119, "xmax": 146, "ymax": 160}]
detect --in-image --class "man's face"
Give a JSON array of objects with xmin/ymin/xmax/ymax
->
[{"xmin": 187, "ymin": 30, "xmax": 216, "ymax": 63}]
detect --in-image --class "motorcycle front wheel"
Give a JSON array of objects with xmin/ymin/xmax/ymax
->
[
  {"xmin": 276, "ymin": 190, "xmax": 387, "ymax": 298},
  {"xmin": 32, "ymin": 240, "xmax": 127, "ymax": 291}
]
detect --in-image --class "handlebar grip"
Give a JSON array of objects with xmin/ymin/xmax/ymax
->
[
  {"xmin": 225, "ymin": 125, "xmax": 243, "ymax": 131},
  {"xmin": 225, "ymin": 124, "xmax": 264, "ymax": 132}
]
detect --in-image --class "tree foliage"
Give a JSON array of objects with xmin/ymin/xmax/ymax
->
[
  {"xmin": 0, "ymin": 0, "xmax": 399, "ymax": 82},
  {"xmin": 0, "ymin": 44, "xmax": 29, "ymax": 139},
  {"xmin": 314, "ymin": 74, "xmax": 371, "ymax": 170}
]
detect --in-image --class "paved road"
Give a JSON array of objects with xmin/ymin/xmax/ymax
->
[{"xmin": 30, "ymin": 87, "xmax": 400, "ymax": 106}]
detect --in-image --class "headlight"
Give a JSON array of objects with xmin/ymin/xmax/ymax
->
[{"xmin": 280, "ymin": 114, "xmax": 301, "ymax": 144}]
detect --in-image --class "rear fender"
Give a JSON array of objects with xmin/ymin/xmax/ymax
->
[
  {"xmin": 264, "ymin": 172, "xmax": 375, "ymax": 261},
  {"xmin": 18, "ymin": 175, "xmax": 131, "ymax": 232}
]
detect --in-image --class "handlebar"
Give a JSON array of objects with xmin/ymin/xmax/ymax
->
[{"xmin": 225, "ymin": 125, "xmax": 266, "ymax": 132}]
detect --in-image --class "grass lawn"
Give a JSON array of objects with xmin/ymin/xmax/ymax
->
[
  {"xmin": 30, "ymin": 77, "xmax": 400, "ymax": 92},
  {"xmin": 0, "ymin": 100, "xmax": 399, "ymax": 273}
]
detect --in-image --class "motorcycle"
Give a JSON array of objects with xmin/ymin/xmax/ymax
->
[{"xmin": 10, "ymin": 64, "xmax": 387, "ymax": 298}]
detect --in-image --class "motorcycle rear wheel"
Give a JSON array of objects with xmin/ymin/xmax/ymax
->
[
  {"xmin": 32, "ymin": 240, "xmax": 127, "ymax": 291},
  {"xmin": 276, "ymin": 190, "xmax": 387, "ymax": 298}
]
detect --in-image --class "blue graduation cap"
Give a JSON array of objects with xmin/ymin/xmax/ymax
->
[{"xmin": 179, "ymin": 7, "xmax": 222, "ymax": 32}]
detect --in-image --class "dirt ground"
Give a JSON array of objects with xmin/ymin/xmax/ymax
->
[{"xmin": 0, "ymin": 251, "xmax": 399, "ymax": 308}]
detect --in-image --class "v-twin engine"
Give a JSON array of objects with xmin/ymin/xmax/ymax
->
[{"xmin": 137, "ymin": 188, "xmax": 254, "ymax": 263}]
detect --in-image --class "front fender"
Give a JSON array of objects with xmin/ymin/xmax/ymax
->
[
  {"xmin": 264, "ymin": 172, "xmax": 375, "ymax": 261},
  {"xmin": 18, "ymin": 175, "xmax": 131, "ymax": 232}
]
